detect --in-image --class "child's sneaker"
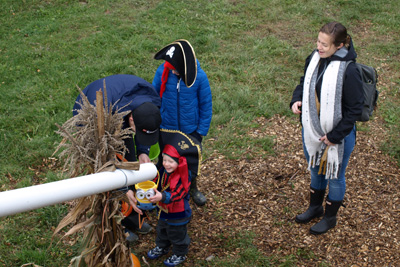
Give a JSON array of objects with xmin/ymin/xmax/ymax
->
[
  {"xmin": 147, "ymin": 246, "xmax": 169, "ymax": 259},
  {"xmin": 163, "ymin": 254, "xmax": 187, "ymax": 266}
]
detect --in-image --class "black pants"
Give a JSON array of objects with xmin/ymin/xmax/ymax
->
[
  {"xmin": 156, "ymin": 220, "xmax": 190, "ymax": 256},
  {"xmin": 122, "ymin": 212, "xmax": 140, "ymax": 231}
]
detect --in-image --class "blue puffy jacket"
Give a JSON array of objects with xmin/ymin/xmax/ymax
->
[{"xmin": 152, "ymin": 60, "xmax": 212, "ymax": 137}]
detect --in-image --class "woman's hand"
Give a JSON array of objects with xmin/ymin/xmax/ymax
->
[
  {"xmin": 126, "ymin": 189, "xmax": 143, "ymax": 215},
  {"xmin": 149, "ymin": 189, "xmax": 162, "ymax": 203},
  {"xmin": 320, "ymin": 135, "xmax": 334, "ymax": 146},
  {"xmin": 291, "ymin": 101, "xmax": 302, "ymax": 114}
]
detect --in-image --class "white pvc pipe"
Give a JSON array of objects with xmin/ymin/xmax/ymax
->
[{"xmin": 0, "ymin": 163, "xmax": 157, "ymax": 218}]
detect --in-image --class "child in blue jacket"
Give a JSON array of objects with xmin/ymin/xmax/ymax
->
[{"xmin": 153, "ymin": 39, "xmax": 212, "ymax": 206}]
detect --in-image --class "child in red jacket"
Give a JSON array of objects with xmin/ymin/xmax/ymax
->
[{"xmin": 147, "ymin": 144, "xmax": 192, "ymax": 266}]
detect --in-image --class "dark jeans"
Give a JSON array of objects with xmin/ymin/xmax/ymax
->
[{"xmin": 155, "ymin": 220, "xmax": 190, "ymax": 256}]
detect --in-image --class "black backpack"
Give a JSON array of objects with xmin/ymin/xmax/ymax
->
[{"xmin": 344, "ymin": 61, "xmax": 379, "ymax": 122}]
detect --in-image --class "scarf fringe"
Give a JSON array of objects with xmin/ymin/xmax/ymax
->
[
  {"xmin": 307, "ymin": 145, "xmax": 339, "ymax": 179},
  {"xmin": 326, "ymin": 146, "xmax": 339, "ymax": 179}
]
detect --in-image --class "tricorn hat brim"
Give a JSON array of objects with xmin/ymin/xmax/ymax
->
[
  {"xmin": 160, "ymin": 129, "xmax": 201, "ymax": 177},
  {"xmin": 154, "ymin": 39, "xmax": 197, "ymax": 88}
]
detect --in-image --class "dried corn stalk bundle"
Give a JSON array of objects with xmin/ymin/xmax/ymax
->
[
  {"xmin": 53, "ymin": 83, "xmax": 135, "ymax": 267},
  {"xmin": 55, "ymin": 85, "xmax": 132, "ymax": 176}
]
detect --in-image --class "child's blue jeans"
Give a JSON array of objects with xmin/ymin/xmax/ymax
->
[{"xmin": 302, "ymin": 126, "xmax": 356, "ymax": 201}]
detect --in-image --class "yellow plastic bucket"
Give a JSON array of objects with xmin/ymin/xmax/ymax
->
[{"xmin": 135, "ymin": 181, "xmax": 157, "ymax": 210}]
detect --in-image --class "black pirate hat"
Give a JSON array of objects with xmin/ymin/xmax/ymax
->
[
  {"xmin": 154, "ymin": 39, "xmax": 197, "ymax": 88},
  {"xmin": 160, "ymin": 129, "xmax": 201, "ymax": 177}
]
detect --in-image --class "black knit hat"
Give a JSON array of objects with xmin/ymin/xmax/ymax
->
[
  {"xmin": 133, "ymin": 102, "xmax": 161, "ymax": 146},
  {"xmin": 154, "ymin": 39, "xmax": 197, "ymax": 88}
]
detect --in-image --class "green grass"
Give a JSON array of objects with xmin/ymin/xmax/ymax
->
[
  {"xmin": 194, "ymin": 231, "xmax": 321, "ymax": 267},
  {"xmin": 196, "ymin": 231, "xmax": 274, "ymax": 267},
  {"xmin": 0, "ymin": 0, "xmax": 399, "ymax": 266},
  {"xmin": 0, "ymin": 205, "xmax": 80, "ymax": 266}
]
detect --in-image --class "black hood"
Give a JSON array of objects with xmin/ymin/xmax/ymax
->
[{"xmin": 330, "ymin": 36, "xmax": 357, "ymax": 62}]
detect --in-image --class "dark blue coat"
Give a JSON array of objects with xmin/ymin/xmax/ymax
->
[
  {"xmin": 73, "ymin": 74, "xmax": 161, "ymax": 116},
  {"xmin": 73, "ymin": 74, "xmax": 161, "ymax": 161}
]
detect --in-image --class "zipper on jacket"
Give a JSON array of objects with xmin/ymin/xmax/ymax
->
[{"xmin": 177, "ymin": 79, "xmax": 181, "ymax": 130}]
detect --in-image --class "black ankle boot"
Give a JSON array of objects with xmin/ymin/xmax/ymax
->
[
  {"xmin": 295, "ymin": 188, "xmax": 325, "ymax": 223},
  {"xmin": 310, "ymin": 199, "xmax": 342, "ymax": 235},
  {"xmin": 190, "ymin": 176, "xmax": 206, "ymax": 206}
]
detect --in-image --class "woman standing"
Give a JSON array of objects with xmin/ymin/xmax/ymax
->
[{"xmin": 290, "ymin": 22, "xmax": 364, "ymax": 235}]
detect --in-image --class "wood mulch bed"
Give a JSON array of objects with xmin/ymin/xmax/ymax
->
[{"xmin": 135, "ymin": 115, "xmax": 400, "ymax": 266}]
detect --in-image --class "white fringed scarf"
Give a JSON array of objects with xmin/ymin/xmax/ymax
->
[{"xmin": 302, "ymin": 51, "xmax": 346, "ymax": 179}]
